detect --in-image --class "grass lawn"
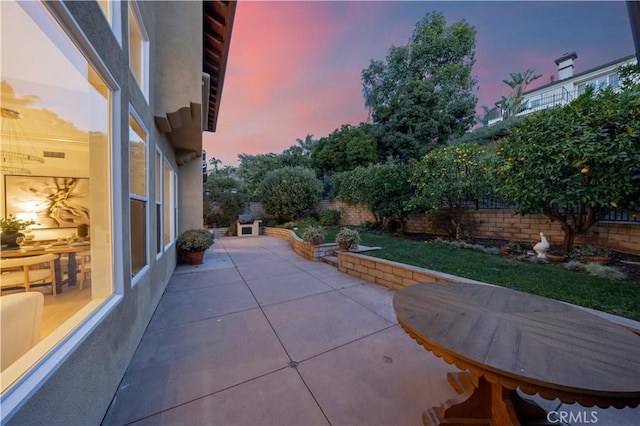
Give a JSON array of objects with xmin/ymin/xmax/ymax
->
[
  {"xmin": 291, "ymin": 224, "xmax": 639, "ymax": 321},
  {"xmin": 356, "ymin": 232, "xmax": 640, "ymax": 321}
]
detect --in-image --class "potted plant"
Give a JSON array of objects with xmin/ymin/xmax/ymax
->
[
  {"xmin": 1, "ymin": 214, "xmax": 36, "ymax": 247},
  {"xmin": 177, "ymin": 229, "xmax": 215, "ymax": 265},
  {"xmin": 302, "ymin": 225, "xmax": 325, "ymax": 245},
  {"xmin": 335, "ymin": 227, "xmax": 360, "ymax": 251}
]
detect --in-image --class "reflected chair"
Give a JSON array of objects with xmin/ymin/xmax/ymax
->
[
  {"xmin": 0, "ymin": 292, "xmax": 44, "ymax": 371},
  {"xmin": 78, "ymin": 249, "xmax": 91, "ymax": 290},
  {"xmin": 0, "ymin": 254, "xmax": 58, "ymax": 297},
  {"xmin": 59, "ymin": 248, "xmax": 91, "ymax": 289}
]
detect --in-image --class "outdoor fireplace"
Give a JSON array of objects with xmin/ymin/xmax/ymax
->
[{"xmin": 236, "ymin": 214, "xmax": 262, "ymax": 237}]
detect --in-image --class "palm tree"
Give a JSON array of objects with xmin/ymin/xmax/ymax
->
[
  {"xmin": 209, "ymin": 157, "xmax": 222, "ymax": 175},
  {"xmin": 295, "ymin": 134, "xmax": 316, "ymax": 156},
  {"xmin": 501, "ymin": 69, "xmax": 542, "ymax": 118}
]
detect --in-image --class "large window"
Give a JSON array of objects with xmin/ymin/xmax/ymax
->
[
  {"xmin": 129, "ymin": 112, "xmax": 147, "ymax": 277},
  {"xmin": 1, "ymin": 0, "xmax": 114, "ymax": 394},
  {"xmin": 128, "ymin": 1, "xmax": 149, "ymax": 98}
]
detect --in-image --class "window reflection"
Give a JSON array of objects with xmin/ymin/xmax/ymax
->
[
  {"xmin": 0, "ymin": 0, "xmax": 113, "ymax": 391},
  {"xmin": 129, "ymin": 113, "xmax": 147, "ymax": 277}
]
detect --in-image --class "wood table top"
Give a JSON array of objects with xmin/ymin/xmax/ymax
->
[
  {"xmin": 393, "ymin": 282, "xmax": 640, "ymax": 408},
  {"xmin": 0, "ymin": 243, "xmax": 90, "ymax": 258}
]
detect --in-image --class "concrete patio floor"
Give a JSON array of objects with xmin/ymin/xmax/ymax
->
[{"xmin": 102, "ymin": 236, "xmax": 639, "ymax": 426}]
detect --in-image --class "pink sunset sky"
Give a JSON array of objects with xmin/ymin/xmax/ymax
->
[{"xmin": 204, "ymin": 1, "xmax": 635, "ymax": 167}]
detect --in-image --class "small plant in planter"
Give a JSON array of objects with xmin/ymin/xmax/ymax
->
[
  {"xmin": 302, "ymin": 225, "xmax": 325, "ymax": 245},
  {"xmin": 1, "ymin": 214, "xmax": 37, "ymax": 247},
  {"xmin": 177, "ymin": 229, "xmax": 215, "ymax": 264},
  {"xmin": 335, "ymin": 227, "xmax": 360, "ymax": 251}
]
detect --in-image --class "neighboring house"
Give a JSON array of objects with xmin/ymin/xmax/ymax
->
[
  {"xmin": 488, "ymin": 52, "xmax": 638, "ymax": 125},
  {"xmin": 0, "ymin": 1, "xmax": 235, "ymax": 424}
]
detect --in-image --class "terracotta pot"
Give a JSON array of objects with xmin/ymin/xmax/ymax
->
[
  {"xmin": 338, "ymin": 241, "xmax": 351, "ymax": 251},
  {"xmin": 312, "ymin": 237, "xmax": 323, "ymax": 245},
  {"xmin": 186, "ymin": 250, "xmax": 205, "ymax": 265},
  {"xmin": 587, "ymin": 256, "xmax": 610, "ymax": 265},
  {"xmin": 546, "ymin": 254, "xmax": 567, "ymax": 262},
  {"xmin": 500, "ymin": 246, "xmax": 510, "ymax": 255}
]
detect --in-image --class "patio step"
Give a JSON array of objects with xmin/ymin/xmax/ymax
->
[{"xmin": 321, "ymin": 255, "xmax": 338, "ymax": 267}]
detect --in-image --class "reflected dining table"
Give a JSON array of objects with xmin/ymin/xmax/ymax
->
[
  {"xmin": 0, "ymin": 243, "xmax": 90, "ymax": 293},
  {"xmin": 393, "ymin": 282, "xmax": 640, "ymax": 425}
]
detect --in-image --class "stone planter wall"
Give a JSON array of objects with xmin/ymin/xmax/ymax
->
[
  {"xmin": 336, "ymin": 251, "xmax": 485, "ymax": 290},
  {"xmin": 263, "ymin": 227, "xmax": 337, "ymax": 261}
]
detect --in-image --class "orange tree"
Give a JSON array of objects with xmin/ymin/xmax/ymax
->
[
  {"xmin": 492, "ymin": 81, "xmax": 640, "ymax": 254},
  {"xmin": 410, "ymin": 143, "xmax": 490, "ymax": 239}
]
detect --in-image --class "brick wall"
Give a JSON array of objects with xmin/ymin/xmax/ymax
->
[
  {"xmin": 318, "ymin": 200, "xmax": 376, "ymax": 226},
  {"xmin": 318, "ymin": 200, "xmax": 640, "ymax": 255}
]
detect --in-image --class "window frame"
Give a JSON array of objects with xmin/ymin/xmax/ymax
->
[
  {"xmin": 128, "ymin": 107, "xmax": 149, "ymax": 283},
  {"xmin": 96, "ymin": 0, "xmax": 122, "ymax": 46},
  {"xmin": 127, "ymin": 0, "xmax": 149, "ymax": 100},
  {"xmin": 155, "ymin": 148, "xmax": 162, "ymax": 257},
  {"xmin": 163, "ymin": 158, "xmax": 176, "ymax": 249}
]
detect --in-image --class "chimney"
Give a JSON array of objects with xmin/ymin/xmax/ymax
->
[{"xmin": 554, "ymin": 52, "xmax": 578, "ymax": 80}]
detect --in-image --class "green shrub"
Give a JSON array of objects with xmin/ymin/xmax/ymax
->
[
  {"xmin": 333, "ymin": 163, "xmax": 414, "ymax": 230},
  {"xmin": 302, "ymin": 225, "xmax": 326, "ymax": 244},
  {"xmin": 177, "ymin": 229, "xmax": 215, "ymax": 253},
  {"xmin": 318, "ymin": 209, "xmax": 340, "ymax": 226},
  {"xmin": 259, "ymin": 167, "xmax": 323, "ymax": 221}
]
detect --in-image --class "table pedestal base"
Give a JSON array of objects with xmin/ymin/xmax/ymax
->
[{"xmin": 423, "ymin": 372, "xmax": 549, "ymax": 426}]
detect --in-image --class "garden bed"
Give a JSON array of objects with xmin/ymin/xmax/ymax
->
[{"xmin": 402, "ymin": 233, "xmax": 640, "ymax": 283}]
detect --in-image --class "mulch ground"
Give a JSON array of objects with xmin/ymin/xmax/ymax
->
[{"xmin": 401, "ymin": 233, "xmax": 640, "ymax": 283}]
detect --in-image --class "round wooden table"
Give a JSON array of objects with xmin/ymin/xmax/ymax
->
[
  {"xmin": 1, "ymin": 244, "xmax": 90, "ymax": 292},
  {"xmin": 393, "ymin": 282, "xmax": 640, "ymax": 425}
]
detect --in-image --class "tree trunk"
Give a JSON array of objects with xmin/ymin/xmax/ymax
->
[{"xmin": 561, "ymin": 229, "xmax": 576, "ymax": 256}]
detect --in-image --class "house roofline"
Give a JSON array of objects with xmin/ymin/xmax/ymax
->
[{"xmin": 525, "ymin": 53, "xmax": 637, "ymax": 95}]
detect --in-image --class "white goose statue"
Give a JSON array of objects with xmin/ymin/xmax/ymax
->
[{"xmin": 533, "ymin": 232, "xmax": 550, "ymax": 258}]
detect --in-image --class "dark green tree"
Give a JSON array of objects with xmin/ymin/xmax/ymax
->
[
  {"xmin": 237, "ymin": 153, "xmax": 284, "ymax": 196},
  {"xmin": 203, "ymin": 175, "xmax": 249, "ymax": 227},
  {"xmin": 259, "ymin": 167, "xmax": 323, "ymax": 221},
  {"xmin": 311, "ymin": 123, "xmax": 378, "ymax": 175},
  {"xmin": 237, "ymin": 143, "xmax": 312, "ymax": 196},
  {"xmin": 333, "ymin": 163, "xmax": 414, "ymax": 231},
  {"xmin": 361, "ymin": 12, "xmax": 478, "ymax": 162}
]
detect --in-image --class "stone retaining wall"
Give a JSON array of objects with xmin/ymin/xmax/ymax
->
[
  {"xmin": 263, "ymin": 227, "xmax": 337, "ymax": 261},
  {"xmin": 336, "ymin": 251, "xmax": 485, "ymax": 290}
]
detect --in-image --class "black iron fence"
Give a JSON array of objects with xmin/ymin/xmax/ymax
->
[{"xmin": 472, "ymin": 193, "xmax": 638, "ymax": 224}]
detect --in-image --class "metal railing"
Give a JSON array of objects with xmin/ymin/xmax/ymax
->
[{"xmin": 523, "ymin": 87, "xmax": 574, "ymax": 113}]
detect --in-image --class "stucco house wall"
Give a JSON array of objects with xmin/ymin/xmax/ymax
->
[{"xmin": 4, "ymin": 2, "xmax": 206, "ymax": 424}]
